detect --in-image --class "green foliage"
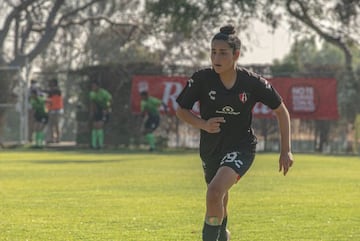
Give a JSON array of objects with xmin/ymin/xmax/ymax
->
[
  {"xmin": 146, "ymin": 0, "xmax": 259, "ymax": 35},
  {"xmin": 271, "ymin": 35, "xmax": 360, "ymax": 120},
  {"xmin": 271, "ymin": 37, "xmax": 347, "ymax": 76},
  {"xmin": 0, "ymin": 151, "xmax": 359, "ymax": 240},
  {"xmin": 147, "ymin": 0, "xmax": 201, "ymax": 35}
]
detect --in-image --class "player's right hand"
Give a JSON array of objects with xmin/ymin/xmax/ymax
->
[{"xmin": 204, "ymin": 117, "xmax": 225, "ymax": 133}]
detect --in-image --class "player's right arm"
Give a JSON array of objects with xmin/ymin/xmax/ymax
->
[{"xmin": 176, "ymin": 107, "xmax": 225, "ymax": 133}]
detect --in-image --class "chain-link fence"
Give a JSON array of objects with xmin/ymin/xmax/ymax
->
[
  {"xmin": 0, "ymin": 66, "xmax": 27, "ymax": 146},
  {"xmin": 2, "ymin": 63, "xmax": 357, "ymax": 154}
]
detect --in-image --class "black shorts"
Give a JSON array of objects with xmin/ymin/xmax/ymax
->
[
  {"xmin": 34, "ymin": 112, "xmax": 49, "ymax": 124},
  {"xmin": 144, "ymin": 114, "xmax": 160, "ymax": 132},
  {"xmin": 93, "ymin": 109, "xmax": 110, "ymax": 123},
  {"xmin": 202, "ymin": 151, "xmax": 255, "ymax": 184}
]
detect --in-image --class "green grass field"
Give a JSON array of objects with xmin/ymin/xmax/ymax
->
[{"xmin": 0, "ymin": 150, "xmax": 359, "ymax": 241}]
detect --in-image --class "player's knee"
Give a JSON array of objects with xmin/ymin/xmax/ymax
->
[{"xmin": 206, "ymin": 183, "xmax": 223, "ymax": 203}]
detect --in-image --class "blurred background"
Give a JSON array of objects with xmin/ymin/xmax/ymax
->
[{"xmin": 0, "ymin": 0, "xmax": 359, "ymax": 154}]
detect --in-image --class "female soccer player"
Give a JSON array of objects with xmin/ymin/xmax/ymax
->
[
  {"xmin": 30, "ymin": 90, "xmax": 49, "ymax": 148},
  {"xmin": 176, "ymin": 24, "xmax": 294, "ymax": 241},
  {"xmin": 89, "ymin": 80, "xmax": 112, "ymax": 149}
]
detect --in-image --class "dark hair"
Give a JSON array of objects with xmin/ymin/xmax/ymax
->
[
  {"xmin": 49, "ymin": 89, "xmax": 62, "ymax": 96},
  {"xmin": 31, "ymin": 89, "xmax": 38, "ymax": 96},
  {"xmin": 140, "ymin": 91, "xmax": 148, "ymax": 97},
  {"xmin": 91, "ymin": 79, "xmax": 101, "ymax": 86},
  {"xmin": 212, "ymin": 24, "xmax": 241, "ymax": 53},
  {"xmin": 50, "ymin": 78, "xmax": 58, "ymax": 86}
]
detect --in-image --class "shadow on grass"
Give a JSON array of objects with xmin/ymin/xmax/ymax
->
[
  {"xmin": 28, "ymin": 159, "xmax": 128, "ymax": 164},
  {"xmin": 1, "ymin": 146, "xmax": 198, "ymax": 156}
]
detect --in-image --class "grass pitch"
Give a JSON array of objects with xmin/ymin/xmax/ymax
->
[{"xmin": 0, "ymin": 150, "xmax": 359, "ymax": 241}]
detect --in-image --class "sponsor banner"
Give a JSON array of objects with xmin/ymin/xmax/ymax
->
[
  {"xmin": 271, "ymin": 77, "xmax": 339, "ymax": 120},
  {"xmin": 131, "ymin": 75, "xmax": 339, "ymax": 120}
]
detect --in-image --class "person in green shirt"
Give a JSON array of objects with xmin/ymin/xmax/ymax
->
[
  {"xmin": 140, "ymin": 91, "xmax": 167, "ymax": 151},
  {"xmin": 89, "ymin": 80, "xmax": 112, "ymax": 149},
  {"xmin": 30, "ymin": 90, "xmax": 49, "ymax": 148}
]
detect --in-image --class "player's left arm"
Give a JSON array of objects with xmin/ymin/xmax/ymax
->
[{"xmin": 273, "ymin": 102, "xmax": 294, "ymax": 176}]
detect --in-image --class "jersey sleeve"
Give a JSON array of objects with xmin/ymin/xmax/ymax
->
[
  {"xmin": 105, "ymin": 90, "xmax": 112, "ymax": 101},
  {"xmin": 253, "ymin": 76, "xmax": 282, "ymax": 110},
  {"xmin": 151, "ymin": 97, "xmax": 162, "ymax": 106},
  {"xmin": 176, "ymin": 72, "xmax": 202, "ymax": 109}
]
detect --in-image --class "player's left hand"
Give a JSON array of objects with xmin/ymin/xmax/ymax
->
[{"xmin": 279, "ymin": 151, "xmax": 294, "ymax": 176}]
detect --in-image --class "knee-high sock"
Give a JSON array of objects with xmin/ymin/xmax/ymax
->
[
  {"xmin": 202, "ymin": 222, "xmax": 220, "ymax": 241},
  {"xmin": 35, "ymin": 132, "xmax": 40, "ymax": 146},
  {"xmin": 218, "ymin": 216, "xmax": 228, "ymax": 241},
  {"xmin": 97, "ymin": 129, "xmax": 104, "ymax": 147},
  {"xmin": 38, "ymin": 131, "xmax": 44, "ymax": 146},
  {"xmin": 145, "ymin": 133, "xmax": 155, "ymax": 149},
  {"xmin": 91, "ymin": 129, "xmax": 97, "ymax": 148}
]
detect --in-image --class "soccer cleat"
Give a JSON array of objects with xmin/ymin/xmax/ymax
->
[{"xmin": 218, "ymin": 229, "xmax": 231, "ymax": 241}]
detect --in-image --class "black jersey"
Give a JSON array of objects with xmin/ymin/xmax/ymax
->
[{"xmin": 176, "ymin": 67, "xmax": 282, "ymax": 160}]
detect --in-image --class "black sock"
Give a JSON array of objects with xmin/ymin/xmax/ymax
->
[
  {"xmin": 218, "ymin": 216, "xmax": 228, "ymax": 241},
  {"xmin": 202, "ymin": 222, "xmax": 220, "ymax": 241}
]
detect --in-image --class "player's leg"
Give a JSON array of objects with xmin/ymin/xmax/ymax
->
[
  {"xmin": 91, "ymin": 121, "xmax": 98, "ymax": 149},
  {"xmin": 38, "ymin": 115, "xmax": 48, "ymax": 147},
  {"xmin": 53, "ymin": 111, "xmax": 61, "ymax": 142},
  {"xmin": 33, "ymin": 112, "xmax": 43, "ymax": 147},
  {"xmin": 38, "ymin": 122, "xmax": 46, "ymax": 147},
  {"xmin": 97, "ymin": 121, "xmax": 105, "ymax": 148},
  {"xmin": 217, "ymin": 151, "xmax": 255, "ymax": 241},
  {"xmin": 144, "ymin": 115, "xmax": 159, "ymax": 151},
  {"xmin": 45, "ymin": 111, "xmax": 52, "ymax": 143},
  {"xmin": 218, "ymin": 192, "xmax": 230, "ymax": 241},
  {"xmin": 143, "ymin": 118, "xmax": 155, "ymax": 151},
  {"xmin": 202, "ymin": 166, "xmax": 238, "ymax": 241},
  {"xmin": 145, "ymin": 131, "xmax": 155, "ymax": 151},
  {"xmin": 91, "ymin": 110, "xmax": 101, "ymax": 149},
  {"xmin": 34, "ymin": 121, "xmax": 41, "ymax": 147}
]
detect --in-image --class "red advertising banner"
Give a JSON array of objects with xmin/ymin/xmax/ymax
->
[
  {"xmin": 269, "ymin": 77, "xmax": 339, "ymax": 119},
  {"xmin": 131, "ymin": 75, "xmax": 339, "ymax": 120}
]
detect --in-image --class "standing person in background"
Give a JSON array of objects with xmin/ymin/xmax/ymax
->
[
  {"xmin": 140, "ymin": 90, "xmax": 167, "ymax": 151},
  {"xmin": 28, "ymin": 79, "xmax": 42, "ymax": 142},
  {"xmin": 176, "ymin": 24, "xmax": 294, "ymax": 241},
  {"xmin": 30, "ymin": 89, "xmax": 48, "ymax": 148},
  {"xmin": 89, "ymin": 80, "xmax": 112, "ymax": 149},
  {"xmin": 46, "ymin": 78, "xmax": 64, "ymax": 143}
]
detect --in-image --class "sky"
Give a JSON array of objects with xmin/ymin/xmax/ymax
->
[{"xmin": 239, "ymin": 21, "xmax": 293, "ymax": 65}]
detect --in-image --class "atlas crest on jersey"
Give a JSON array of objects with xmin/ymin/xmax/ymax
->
[{"xmin": 239, "ymin": 92, "xmax": 248, "ymax": 103}]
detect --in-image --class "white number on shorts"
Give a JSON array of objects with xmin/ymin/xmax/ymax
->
[{"xmin": 220, "ymin": 152, "xmax": 244, "ymax": 168}]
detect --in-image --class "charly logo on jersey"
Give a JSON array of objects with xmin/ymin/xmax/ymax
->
[
  {"xmin": 239, "ymin": 92, "xmax": 248, "ymax": 103},
  {"xmin": 208, "ymin": 90, "xmax": 216, "ymax": 100},
  {"xmin": 216, "ymin": 106, "xmax": 240, "ymax": 115}
]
